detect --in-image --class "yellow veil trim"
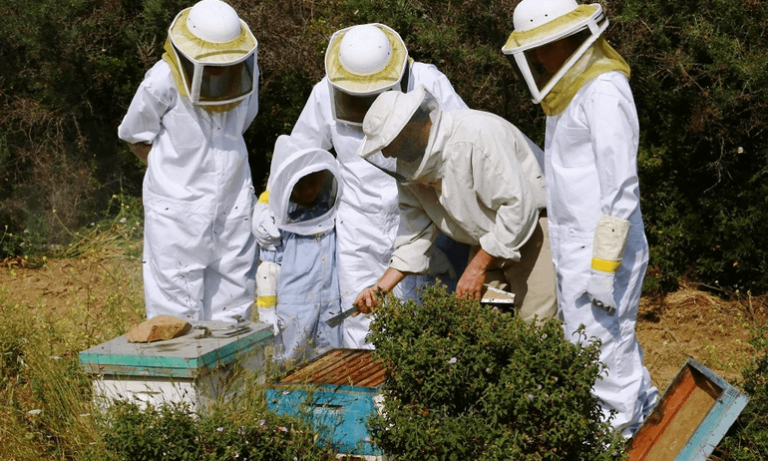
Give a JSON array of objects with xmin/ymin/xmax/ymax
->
[
  {"xmin": 326, "ymin": 25, "xmax": 407, "ymax": 95},
  {"xmin": 503, "ymin": 4, "xmax": 599, "ymax": 51},
  {"xmin": 541, "ymin": 37, "xmax": 630, "ymax": 116}
]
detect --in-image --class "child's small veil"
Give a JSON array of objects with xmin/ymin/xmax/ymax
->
[{"xmin": 267, "ymin": 135, "xmax": 342, "ymax": 236}]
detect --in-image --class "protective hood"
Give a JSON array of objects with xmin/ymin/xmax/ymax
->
[
  {"xmin": 325, "ymin": 23, "xmax": 409, "ymax": 125},
  {"xmin": 163, "ymin": 1, "xmax": 258, "ymax": 112},
  {"xmin": 267, "ymin": 135, "xmax": 341, "ymax": 236}
]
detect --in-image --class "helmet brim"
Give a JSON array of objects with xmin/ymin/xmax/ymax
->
[
  {"xmin": 326, "ymin": 24, "xmax": 408, "ymax": 95},
  {"xmin": 502, "ymin": 4, "xmax": 600, "ymax": 54},
  {"xmin": 169, "ymin": 9, "xmax": 257, "ymax": 64}
]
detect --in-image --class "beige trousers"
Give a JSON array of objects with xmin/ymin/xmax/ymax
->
[{"xmin": 479, "ymin": 216, "xmax": 558, "ymax": 324}]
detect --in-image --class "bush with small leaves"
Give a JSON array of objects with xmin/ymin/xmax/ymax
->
[
  {"xmin": 100, "ymin": 398, "xmax": 338, "ymax": 461},
  {"xmin": 367, "ymin": 284, "xmax": 626, "ymax": 461}
]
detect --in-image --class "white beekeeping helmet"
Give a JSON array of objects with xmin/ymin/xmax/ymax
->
[
  {"xmin": 166, "ymin": 0, "xmax": 259, "ymax": 109},
  {"xmin": 267, "ymin": 135, "xmax": 341, "ymax": 236},
  {"xmin": 502, "ymin": 0, "xmax": 608, "ymax": 104},
  {"xmin": 325, "ymin": 23, "xmax": 409, "ymax": 126}
]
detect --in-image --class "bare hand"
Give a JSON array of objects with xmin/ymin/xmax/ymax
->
[
  {"xmin": 353, "ymin": 286, "xmax": 381, "ymax": 314},
  {"xmin": 456, "ymin": 266, "xmax": 485, "ymax": 300},
  {"xmin": 456, "ymin": 247, "xmax": 496, "ymax": 300}
]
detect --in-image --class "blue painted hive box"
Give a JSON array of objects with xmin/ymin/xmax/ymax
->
[
  {"xmin": 79, "ymin": 320, "xmax": 274, "ymax": 409},
  {"xmin": 626, "ymin": 357, "xmax": 750, "ymax": 461},
  {"xmin": 266, "ymin": 349, "xmax": 386, "ymax": 458}
]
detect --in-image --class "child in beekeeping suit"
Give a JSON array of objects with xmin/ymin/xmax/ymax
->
[{"xmin": 255, "ymin": 135, "xmax": 343, "ymax": 365}]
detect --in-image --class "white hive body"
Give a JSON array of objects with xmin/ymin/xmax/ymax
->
[{"xmin": 80, "ymin": 320, "xmax": 274, "ymax": 410}]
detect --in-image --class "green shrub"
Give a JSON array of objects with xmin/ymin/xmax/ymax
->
[
  {"xmin": 100, "ymin": 397, "xmax": 338, "ymax": 461},
  {"xmin": 100, "ymin": 401, "xmax": 202, "ymax": 461},
  {"xmin": 614, "ymin": 0, "xmax": 768, "ymax": 293},
  {"xmin": 367, "ymin": 284, "xmax": 626, "ymax": 460}
]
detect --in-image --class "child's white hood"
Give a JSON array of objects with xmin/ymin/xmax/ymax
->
[{"xmin": 268, "ymin": 135, "xmax": 341, "ymax": 236}]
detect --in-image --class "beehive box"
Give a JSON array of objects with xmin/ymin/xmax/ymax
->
[
  {"xmin": 626, "ymin": 357, "xmax": 749, "ymax": 461},
  {"xmin": 79, "ymin": 320, "xmax": 274, "ymax": 410},
  {"xmin": 266, "ymin": 349, "xmax": 386, "ymax": 459}
]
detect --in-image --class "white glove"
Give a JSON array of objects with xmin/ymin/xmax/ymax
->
[
  {"xmin": 256, "ymin": 261, "xmax": 281, "ymax": 335},
  {"xmin": 578, "ymin": 269, "xmax": 616, "ymax": 315},
  {"xmin": 252, "ymin": 200, "xmax": 281, "ymax": 249},
  {"xmin": 257, "ymin": 307, "xmax": 279, "ymax": 336}
]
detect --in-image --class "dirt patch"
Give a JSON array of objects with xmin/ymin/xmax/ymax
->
[
  {"xmin": 0, "ymin": 258, "xmax": 762, "ymax": 392},
  {"xmin": 636, "ymin": 285, "xmax": 763, "ymax": 391},
  {"xmin": 0, "ymin": 255, "xmax": 146, "ymax": 354}
]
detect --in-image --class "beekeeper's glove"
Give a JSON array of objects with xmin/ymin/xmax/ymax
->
[
  {"xmin": 256, "ymin": 260, "xmax": 280, "ymax": 336},
  {"xmin": 576, "ymin": 215, "xmax": 631, "ymax": 316},
  {"xmin": 252, "ymin": 192, "xmax": 281, "ymax": 250},
  {"xmin": 581, "ymin": 269, "xmax": 617, "ymax": 315}
]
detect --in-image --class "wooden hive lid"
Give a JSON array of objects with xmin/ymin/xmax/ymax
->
[{"xmin": 279, "ymin": 348, "xmax": 386, "ymax": 388}]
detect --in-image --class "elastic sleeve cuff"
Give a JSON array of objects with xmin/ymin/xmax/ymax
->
[
  {"xmin": 256, "ymin": 297, "xmax": 277, "ymax": 308},
  {"xmin": 591, "ymin": 258, "xmax": 622, "ymax": 273}
]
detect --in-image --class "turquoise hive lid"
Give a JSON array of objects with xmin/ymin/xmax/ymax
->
[{"xmin": 79, "ymin": 321, "xmax": 274, "ymax": 379}]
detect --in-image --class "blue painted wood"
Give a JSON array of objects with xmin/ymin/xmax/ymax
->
[
  {"xmin": 266, "ymin": 384, "xmax": 381, "ymax": 456},
  {"xmin": 79, "ymin": 322, "xmax": 274, "ymax": 378},
  {"xmin": 673, "ymin": 358, "xmax": 750, "ymax": 461}
]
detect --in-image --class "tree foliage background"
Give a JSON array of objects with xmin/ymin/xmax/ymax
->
[{"xmin": 2, "ymin": 0, "xmax": 767, "ymax": 295}]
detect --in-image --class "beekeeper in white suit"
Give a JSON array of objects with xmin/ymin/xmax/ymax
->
[
  {"xmin": 253, "ymin": 23, "xmax": 468, "ymax": 349},
  {"xmin": 503, "ymin": 0, "xmax": 658, "ymax": 436},
  {"xmin": 118, "ymin": 0, "xmax": 260, "ymax": 322}
]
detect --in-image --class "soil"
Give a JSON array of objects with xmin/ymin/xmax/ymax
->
[{"xmin": 0, "ymin": 256, "xmax": 764, "ymax": 392}]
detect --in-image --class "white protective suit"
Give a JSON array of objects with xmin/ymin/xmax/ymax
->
[
  {"xmin": 385, "ymin": 108, "xmax": 556, "ymax": 322},
  {"xmin": 118, "ymin": 60, "xmax": 260, "ymax": 322},
  {"xmin": 290, "ymin": 62, "xmax": 467, "ymax": 348},
  {"xmin": 544, "ymin": 71, "xmax": 657, "ymax": 436}
]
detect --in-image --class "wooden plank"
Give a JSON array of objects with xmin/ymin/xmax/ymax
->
[
  {"xmin": 283, "ymin": 350, "xmax": 362, "ymax": 384},
  {"xmin": 304, "ymin": 351, "xmax": 369, "ymax": 383},
  {"xmin": 356, "ymin": 368, "xmax": 387, "ymax": 388},
  {"xmin": 676, "ymin": 380, "xmax": 750, "ymax": 460},
  {"xmin": 645, "ymin": 369, "xmax": 719, "ymax": 460},
  {"xmin": 317, "ymin": 353, "xmax": 373, "ymax": 384}
]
